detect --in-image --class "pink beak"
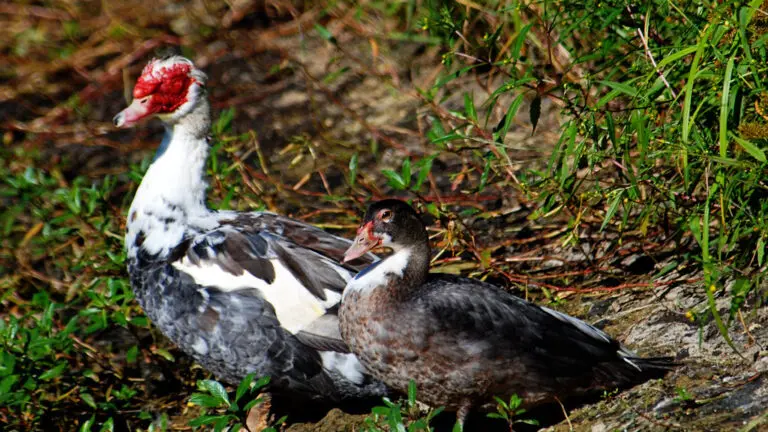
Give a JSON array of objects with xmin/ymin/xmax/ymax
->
[
  {"xmin": 113, "ymin": 97, "xmax": 153, "ymax": 128},
  {"xmin": 343, "ymin": 222, "xmax": 380, "ymax": 263}
]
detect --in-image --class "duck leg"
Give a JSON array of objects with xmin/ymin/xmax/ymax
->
[{"xmin": 455, "ymin": 400, "xmax": 472, "ymax": 431}]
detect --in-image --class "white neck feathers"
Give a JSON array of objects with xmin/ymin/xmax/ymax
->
[
  {"xmin": 343, "ymin": 248, "xmax": 412, "ymax": 298},
  {"xmin": 125, "ymin": 124, "xmax": 212, "ymax": 259}
]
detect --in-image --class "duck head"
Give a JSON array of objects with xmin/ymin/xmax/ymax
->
[
  {"xmin": 113, "ymin": 56, "xmax": 208, "ymax": 128},
  {"xmin": 343, "ymin": 199, "xmax": 427, "ymax": 262}
]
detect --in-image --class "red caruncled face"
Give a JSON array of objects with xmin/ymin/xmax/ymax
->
[{"xmin": 134, "ymin": 61, "xmax": 196, "ymax": 114}]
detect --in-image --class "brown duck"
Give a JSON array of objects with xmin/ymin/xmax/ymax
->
[{"xmin": 339, "ymin": 199, "xmax": 675, "ymax": 427}]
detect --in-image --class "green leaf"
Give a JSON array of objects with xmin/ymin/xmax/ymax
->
[
  {"xmin": 243, "ymin": 397, "xmax": 264, "ymax": 412},
  {"xmin": 731, "ymin": 133, "xmax": 766, "ymax": 162},
  {"xmin": 79, "ymin": 416, "xmax": 95, "ymax": 432},
  {"xmin": 154, "ymin": 348, "xmax": 175, "ymax": 361},
  {"xmin": 601, "ymin": 192, "xmax": 623, "ymax": 231},
  {"xmin": 322, "ymin": 66, "xmax": 350, "ymax": 84},
  {"xmin": 314, "ymin": 24, "xmax": 337, "ymax": 44},
  {"xmin": 213, "ymin": 108, "xmax": 235, "ymax": 136},
  {"xmin": 478, "ymin": 156, "xmax": 492, "ymax": 191},
  {"xmin": 387, "ymin": 403, "xmax": 406, "ymax": 432},
  {"xmin": 235, "ymin": 373, "xmax": 255, "ymax": 403},
  {"xmin": 511, "ymin": 23, "xmax": 533, "ymax": 60},
  {"xmin": 463, "ymin": 93, "xmax": 477, "ymax": 122},
  {"xmin": 81, "ymin": 392, "xmax": 97, "ymax": 409},
  {"xmin": 656, "ymin": 46, "xmax": 698, "ymax": 69},
  {"xmin": 189, "ymin": 414, "xmax": 229, "ymax": 427},
  {"xmin": 719, "ymin": 57, "xmax": 735, "ymax": 158},
  {"xmin": 197, "ymin": 379, "xmax": 230, "ymax": 407},
  {"xmin": 125, "ymin": 345, "xmax": 138, "ymax": 364},
  {"xmin": 494, "ymin": 94, "xmax": 525, "ymax": 143},
  {"xmin": 349, "ymin": 153, "xmax": 358, "ymax": 187},
  {"xmin": 0, "ymin": 375, "xmax": 19, "ymax": 394},
  {"xmin": 433, "ymin": 65, "xmax": 480, "ymax": 90},
  {"xmin": 99, "ymin": 417, "xmax": 114, "ymax": 432},
  {"xmin": 407, "ymin": 380, "xmax": 417, "ymax": 405},
  {"xmin": 683, "ymin": 24, "xmax": 715, "ymax": 143},
  {"xmin": 413, "ymin": 155, "xmax": 435, "ymax": 191},
  {"xmin": 598, "ymin": 80, "xmax": 640, "ymax": 99},
  {"xmin": 39, "ymin": 362, "xmax": 67, "ymax": 381},
  {"xmin": 452, "ymin": 420, "xmax": 463, "ymax": 432},
  {"xmin": 253, "ymin": 375, "xmax": 271, "ymax": 390},
  {"xmin": 758, "ymin": 236, "xmax": 765, "ymax": 267},
  {"xmin": 188, "ymin": 393, "xmax": 224, "ymax": 408},
  {"xmin": 401, "ymin": 159, "xmax": 411, "ymax": 188},
  {"xmin": 382, "ymin": 169, "xmax": 407, "ymax": 190}
]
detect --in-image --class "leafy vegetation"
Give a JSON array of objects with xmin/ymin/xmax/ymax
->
[
  {"xmin": 409, "ymin": 0, "xmax": 768, "ymax": 328},
  {"xmin": 361, "ymin": 381, "xmax": 445, "ymax": 432},
  {"xmin": 2, "ymin": 0, "xmax": 766, "ymax": 430},
  {"xmin": 187, "ymin": 374, "xmax": 284, "ymax": 432}
]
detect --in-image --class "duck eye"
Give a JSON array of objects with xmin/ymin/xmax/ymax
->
[
  {"xmin": 140, "ymin": 98, "xmax": 148, "ymax": 105},
  {"xmin": 380, "ymin": 210, "xmax": 392, "ymax": 222}
]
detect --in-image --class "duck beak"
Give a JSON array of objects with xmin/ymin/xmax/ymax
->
[
  {"xmin": 113, "ymin": 97, "xmax": 152, "ymax": 128},
  {"xmin": 343, "ymin": 222, "xmax": 380, "ymax": 263}
]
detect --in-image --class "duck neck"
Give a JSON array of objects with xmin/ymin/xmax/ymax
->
[
  {"xmin": 391, "ymin": 241, "xmax": 430, "ymax": 295},
  {"xmin": 346, "ymin": 237, "xmax": 431, "ymax": 301},
  {"xmin": 126, "ymin": 98, "xmax": 213, "ymax": 259}
]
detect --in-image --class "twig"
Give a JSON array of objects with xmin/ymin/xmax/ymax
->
[
  {"xmin": 554, "ymin": 397, "xmax": 573, "ymax": 431},
  {"xmin": 627, "ymin": 6, "xmax": 677, "ymax": 98}
]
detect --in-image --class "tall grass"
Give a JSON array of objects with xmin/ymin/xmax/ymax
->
[{"xmin": 404, "ymin": 0, "xmax": 768, "ymax": 339}]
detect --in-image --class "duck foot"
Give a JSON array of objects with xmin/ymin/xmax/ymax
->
[
  {"xmin": 242, "ymin": 392, "xmax": 272, "ymax": 432},
  {"xmin": 455, "ymin": 400, "xmax": 471, "ymax": 431}
]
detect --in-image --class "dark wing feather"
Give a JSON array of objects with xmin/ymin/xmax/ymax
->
[
  {"xmin": 295, "ymin": 314, "xmax": 350, "ymax": 353},
  {"xmin": 414, "ymin": 274, "xmax": 649, "ymax": 384},
  {"xmin": 183, "ymin": 227, "xmax": 276, "ymax": 283},
  {"xmin": 229, "ymin": 212, "xmax": 378, "ymax": 271},
  {"xmin": 176, "ymin": 215, "xmax": 360, "ymax": 353},
  {"xmin": 182, "ymin": 213, "xmax": 370, "ymax": 301},
  {"xmin": 268, "ymin": 237, "xmax": 349, "ymax": 299},
  {"xmin": 130, "ymin": 260, "xmax": 339, "ymax": 397}
]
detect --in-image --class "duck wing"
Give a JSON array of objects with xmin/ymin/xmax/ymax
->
[
  {"xmin": 172, "ymin": 212, "xmax": 370, "ymax": 347},
  {"xmin": 414, "ymin": 274, "xmax": 670, "ymax": 387}
]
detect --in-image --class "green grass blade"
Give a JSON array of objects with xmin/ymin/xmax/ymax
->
[
  {"xmin": 719, "ymin": 57, "xmax": 735, "ymax": 158},
  {"xmin": 682, "ymin": 24, "xmax": 714, "ymax": 143},
  {"xmin": 731, "ymin": 133, "xmax": 767, "ymax": 162}
]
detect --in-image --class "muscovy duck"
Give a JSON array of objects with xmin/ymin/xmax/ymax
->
[
  {"xmin": 339, "ymin": 199, "xmax": 675, "ymax": 426},
  {"xmin": 113, "ymin": 56, "xmax": 387, "ymax": 403}
]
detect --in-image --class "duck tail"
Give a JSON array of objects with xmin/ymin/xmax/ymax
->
[
  {"xmin": 632, "ymin": 356, "xmax": 679, "ymax": 371},
  {"xmin": 619, "ymin": 354, "xmax": 679, "ymax": 384}
]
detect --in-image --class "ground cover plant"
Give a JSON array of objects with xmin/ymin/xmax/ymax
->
[{"xmin": 1, "ymin": 0, "xmax": 767, "ymax": 431}]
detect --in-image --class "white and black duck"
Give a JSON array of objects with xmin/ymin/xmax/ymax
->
[
  {"xmin": 113, "ymin": 56, "xmax": 387, "ymax": 403},
  {"xmin": 339, "ymin": 199, "xmax": 676, "ymax": 426}
]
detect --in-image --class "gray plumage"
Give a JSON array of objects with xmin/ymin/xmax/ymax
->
[
  {"xmin": 116, "ymin": 56, "xmax": 388, "ymax": 403},
  {"xmin": 130, "ymin": 213, "xmax": 386, "ymax": 400}
]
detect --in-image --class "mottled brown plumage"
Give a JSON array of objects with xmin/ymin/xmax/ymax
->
[{"xmin": 339, "ymin": 200, "xmax": 676, "ymax": 426}]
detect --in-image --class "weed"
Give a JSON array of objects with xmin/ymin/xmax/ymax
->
[
  {"xmin": 187, "ymin": 374, "xmax": 284, "ymax": 432},
  {"xmin": 411, "ymin": 0, "xmax": 768, "ymax": 344},
  {"xmin": 487, "ymin": 394, "xmax": 539, "ymax": 429},
  {"xmin": 363, "ymin": 381, "xmax": 443, "ymax": 432}
]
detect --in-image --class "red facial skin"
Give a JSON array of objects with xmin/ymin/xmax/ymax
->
[
  {"xmin": 114, "ymin": 60, "xmax": 200, "ymax": 128},
  {"xmin": 133, "ymin": 61, "xmax": 196, "ymax": 114},
  {"xmin": 343, "ymin": 221, "xmax": 381, "ymax": 263}
]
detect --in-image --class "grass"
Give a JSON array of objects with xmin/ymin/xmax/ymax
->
[{"xmin": 2, "ymin": 0, "xmax": 767, "ymax": 430}]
